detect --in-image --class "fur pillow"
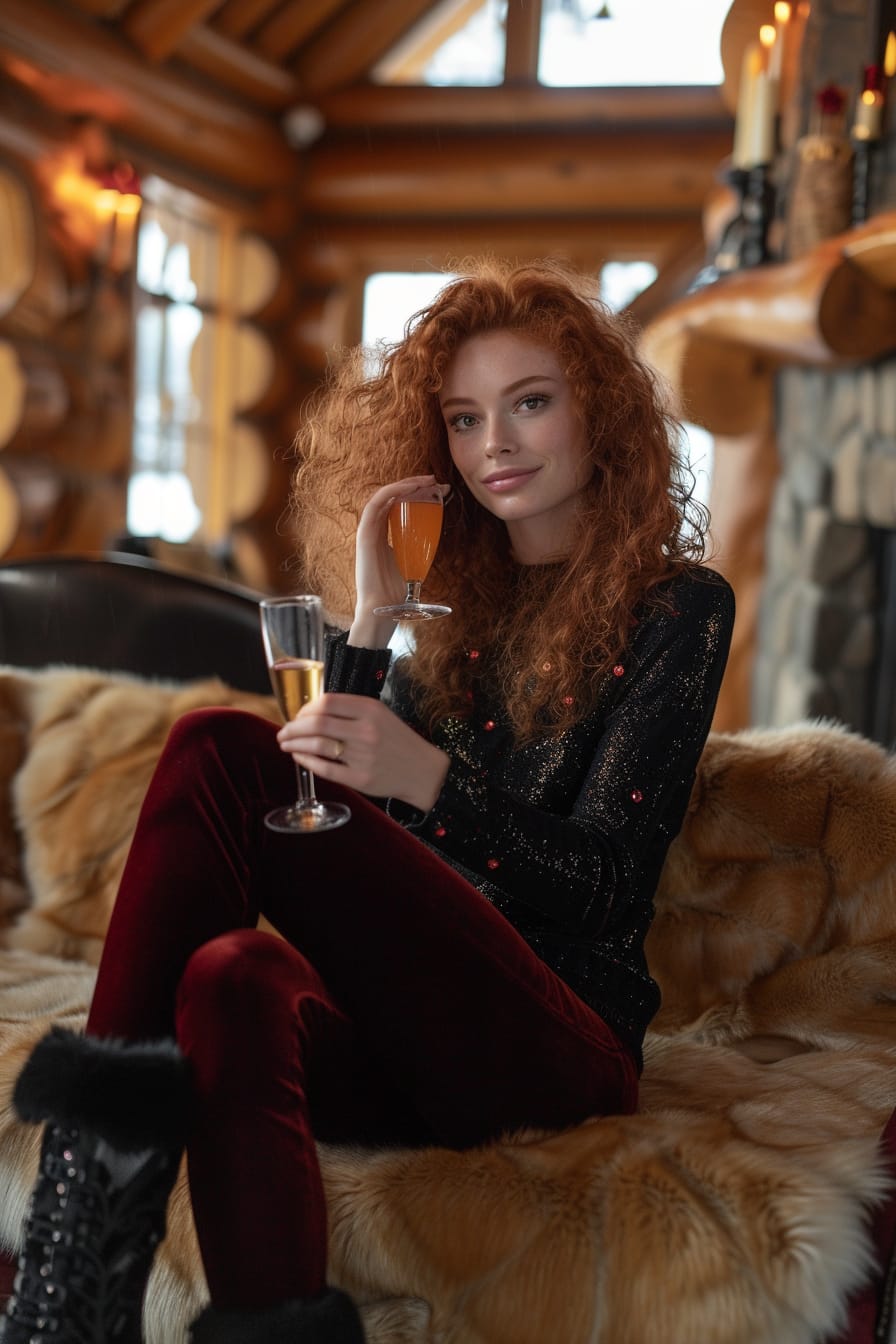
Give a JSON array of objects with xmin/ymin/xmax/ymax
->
[
  {"xmin": 0, "ymin": 666, "xmax": 279, "ymax": 964},
  {"xmin": 647, "ymin": 719, "xmax": 896, "ymax": 1046}
]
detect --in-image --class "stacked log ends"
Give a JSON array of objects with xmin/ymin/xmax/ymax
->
[{"xmin": 0, "ymin": 157, "xmax": 131, "ymax": 558}]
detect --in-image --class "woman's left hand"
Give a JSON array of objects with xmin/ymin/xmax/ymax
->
[{"xmin": 277, "ymin": 692, "xmax": 449, "ymax": 813}]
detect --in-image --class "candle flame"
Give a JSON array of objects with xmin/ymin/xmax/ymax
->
[
  {"xmin": 774, "ymin": 2, "xmax": 791, "ymax": 21},
  {"xmin": 861, "ymin": 89, "xmax": 883, "ymax": 107},
  {"xmin": 759, "ymin": 24, "xmax": 775, "ymax": 50},
  {"xmin": 886, "ymin": 31, "xmax": 896, "ymax": 79}
]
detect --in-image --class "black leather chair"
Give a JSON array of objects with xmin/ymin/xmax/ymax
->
[{"xmin": 0, "ymin": 553, "xmax": 272, "ymax": 694}]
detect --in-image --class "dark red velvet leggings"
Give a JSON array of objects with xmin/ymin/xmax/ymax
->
[{"xmin": 86, "ymin": 707, "xmax": 638, "ymax": 1311}]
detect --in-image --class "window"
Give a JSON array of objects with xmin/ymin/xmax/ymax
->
[
  {"xmin": 376, "ymin": 0, "xmax": 730, "ymax": 89},
  {"xmin": 538, "ymin": 0, "xmax": 730, "ymax": 88},
  {"xmin": 129, "ymin": 179, "xmax": 278, "ymax": 548},
  {"xmin": 130, "ymin": 179, "xmax": 230, "ymax": 542}
]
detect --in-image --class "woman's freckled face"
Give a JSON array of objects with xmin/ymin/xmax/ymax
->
[{"xmin": 440, "ymin": 329, "xmax": 593, "ymax": 563}]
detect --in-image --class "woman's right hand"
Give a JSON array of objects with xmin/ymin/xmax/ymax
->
[{"xmin": 349, "ymin": 474, "xmax": 442, "ymax": 648}]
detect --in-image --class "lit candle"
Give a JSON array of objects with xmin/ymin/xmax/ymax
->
[
  {"xmin": 760, "ymin": 22, "xmax": 782, "ymax": 87},
  {"xmin": 732, "ymin": 42, "xmax": 763, "ymax": 168},
  {"xmin": 772, "ymin": 2, "xmax": 791, "ymax": 86},
  {"xmin": 746, "ymin": 68, "xmax": 777, "ymax": 165},
  {"xmin": 852, "ymin": 66, "xmax": 885, "ymax": 141},
  {"xmin": 852, "ymin": 89, "xmax": 885, "ymax": 139}
]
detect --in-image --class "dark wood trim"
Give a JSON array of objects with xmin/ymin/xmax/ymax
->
[
  {"xmin": 292, "ymin": 0, "xmax": 439, "ymax": 94},
  {"xmin": 303, "ymin": 128, "xmax": 732, "ymax": 218},
  {"xmin": 313, "ymin": 82, "xmax": 732, "ymax": 130},
  {"xmin": 0, "ymin": 0, "xmax": 297, "ymax": 190}
]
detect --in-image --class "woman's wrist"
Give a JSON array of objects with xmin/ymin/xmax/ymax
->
[
  {"xmin": 397, "ymin": 743, "xmax": 450, "ymax": 814},
  {"xmin": 348, "ymin": 609, "xmax": 396, "ymax": 650}
]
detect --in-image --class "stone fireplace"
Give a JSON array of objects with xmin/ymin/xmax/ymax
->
[{"xmin": 754, "ymin": 355, "xmax": 896, "ymax": 743}]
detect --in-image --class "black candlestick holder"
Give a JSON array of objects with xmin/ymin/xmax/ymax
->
[
  {"xmin": 851, "ymin": 138, "xmax": 878, "ymax": 225},
  {"xmin": 713, "ymin": 164, "xmax": 776, "ymax": 273}
]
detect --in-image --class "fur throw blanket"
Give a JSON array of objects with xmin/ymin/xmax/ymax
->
[{"xmin": 0, "ymin": 666, "xmax": 895, "ymax": 1344}]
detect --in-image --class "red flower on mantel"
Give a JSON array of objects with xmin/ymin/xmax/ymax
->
[{"xmin": 816, "ymin": 83, "xmax": 846, "ymax": 116}]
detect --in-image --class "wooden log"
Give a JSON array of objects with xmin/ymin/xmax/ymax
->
[
  {"xmin": 0, "ymin": 456, "xmax": 70, "ymax": 557},
  {"xmin": 0, "ymin": 0, "xmax": 297, "ymax": 190},
  {"xmin": 175, "ymin": 23, "xmax": 299, "ymax": 108},
  {"xmin": 253, "ymin": 0, "xmax": 343, "ymax": 61},
  {"xmin": 0, "ymin": 164, "xmax": 35, "ymax": 321},
  {"xmin": 708, "ymin": 423, "xmax": 779, "ymax": 734},
  {"xmin": 844, "ymin": 212, "xmax": 896, "ymax": 290},
  {"xmin": 303, "ymin": 129, "xmax": 734, "ymax": 219},
  {"xmin": 315, "ymin": 83, "xmax": 731, "ymax": 131},
  {"xmin": 234, "ymin": 234, "xmax": 292, "ymax": 321},
  {"xmin": 289, "ymin": 288, "xmax": 353, "ymax": 372},
  {"xmin": 503, "ymin": 0, "xmax": 541, "ymax": 84},
  {"xmin": 640, "ymin": 212, "xmax": 896, "ymax": 404},
  {"xmin": 295, "ymin": 216, "xmax": 703, "ymax": 287},
  {"xmin": 230, "ymin": 512, "xmax": 297, "ymax": 594},
  {"xmin": 291, "ymin": 0, "xmax": 437, "ymax": 93},
  {"xmin": 121, "ymin": 0, "xmax": 222, "ymax": 63},
  {"xmin": 227, "ymin": 419, "xmax": 277, "ymax": 524},
  {"xmin": 0, "ymin": 340, "xmax": 69, "ymax": 448},
  {"xmin": 639, "ymin": 211, "xmax": 896, "ymax": 458},
  {"xmin": 646, "ymin": 328, "xmax": 774, "ymax": 435},
  {"xmin": 191, "ymin": 318, "xmax": 291, "ymax": 418}
]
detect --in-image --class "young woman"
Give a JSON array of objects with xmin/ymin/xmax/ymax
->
[{"xmin": 3, "ymin": 260, "xmax": 734, "ymax": 1344}]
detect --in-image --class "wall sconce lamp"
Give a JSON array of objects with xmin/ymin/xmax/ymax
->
[{"xmin": 41, "ymin": 121, "xmax": 142, "ymax": 275}]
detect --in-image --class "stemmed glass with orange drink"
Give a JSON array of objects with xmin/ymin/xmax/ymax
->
[{"xmin": 374, "ymin": 483, "xmax": 452, "ymax": 621}]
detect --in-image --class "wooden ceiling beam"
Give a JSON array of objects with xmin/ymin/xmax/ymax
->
[
  {"xmin": 303, "ymin": 128, "xmax": 732, "ymax": 219},
  {"xmin": 120, "ymin": 0, "xmax": 223, "ymax": 62},
  {"xmin": 213, "ymin": 0, "xmax": 280, "ymax": 41},
  {"xmin": 0, "ymin": 0, "xmax": 297, "ymax": 190},
  {"xmin": 314, "ymin": 82, "xmax": 731, "ymax": 130},
  {"xmin": 66, "ymin": 0, "xmax": 133, "ymax": 17},
  {"xmin": 177, "ymin": 22, "xmax": 299, "ymax": 106},
  {"xmin": 254, "ymin": 0, "xmax": 346, "ymax": 63},
  {"xmin": 292, "ymin": 0, "xmax": 437, "ymax": 95},
  {"xmin": 503, "ymin": 0, "xmax": 542, "ymax": 85},
  {"xmin": 297, "ymin": 216, "xmax": 703, "ymax": 285}
]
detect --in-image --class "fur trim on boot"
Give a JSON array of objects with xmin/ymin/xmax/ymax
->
[
  {"xmin": 3, "ymin": 1027, "xmax": 191, "ymax": 1343},
  {"xmin": 190, "ymin": 1289, "xmax": 366, "ymax": 1343},
  {"xmin": 13, "ymin": 1025, "xmax": 190, "ymax": 1150}
]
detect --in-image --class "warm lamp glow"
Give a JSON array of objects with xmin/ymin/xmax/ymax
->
[
  {"xmin": 759, "ymin": 25, "xmax": 775, "ymax": 50},
  {"xmin": 774, "ymin": 2, "xmax": 791, "ymax": 21},
  {"xmin": 886, "ymin": 31, "xmax": 896, "ymax": 79}
]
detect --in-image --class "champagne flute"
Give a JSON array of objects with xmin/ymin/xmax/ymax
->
[
  {"xmin": 259, "ymin": 596, "xmax": 350, "ymax": 833},
  {"xmin": 373, "ymin": 483, "xmax": 452, "ymax": 621}
]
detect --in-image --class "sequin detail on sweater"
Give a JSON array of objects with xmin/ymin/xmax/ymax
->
[{"xmin": 325, "ymin": 569, "xmax": 734, "ymax": 1059}]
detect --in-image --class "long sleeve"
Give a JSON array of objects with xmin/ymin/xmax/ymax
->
[{"xmin": 325, "ymin": 631, "xmax": 391, "ymax": 698}]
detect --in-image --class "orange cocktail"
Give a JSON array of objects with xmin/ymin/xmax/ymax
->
[{"xmin": 389, "ymin": 498, "xmax": 443, "ymax": 583}]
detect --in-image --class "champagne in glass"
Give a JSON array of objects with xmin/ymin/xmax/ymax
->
[
  {"xmin": 260, "ymin": 596, "xmax": 350, "ymax": 833},
  {"xmin": 374, "ymin": 484, "xmax": 452, "ymax": 621}
]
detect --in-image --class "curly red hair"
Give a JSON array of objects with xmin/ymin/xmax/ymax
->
[{"xmin": 291, "ymin": 258, "xmax": 707, "ymax": 741}]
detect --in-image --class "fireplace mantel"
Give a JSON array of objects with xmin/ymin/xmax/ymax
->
[{"xmin": 640, "ymin": 211, "xmax": 896, "ymax": 436}]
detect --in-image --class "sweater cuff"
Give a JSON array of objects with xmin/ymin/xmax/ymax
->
[
  {"xmin": 325, "ymin": 631, "xmax": 391, "ymax": 697},
  {"xmin": 384, "ymin": 796, "xmax": 429, "ymax": 829}
]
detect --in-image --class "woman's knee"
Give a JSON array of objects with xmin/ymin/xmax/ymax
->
[
  {"xmin": 177, "ymin": 930, "xmax": 316, "ymax": 1028},
  {"xmin": 164, "ymin": 707, "xmax": 276, "ymax": 774},
  {"xmin": 176, "ymin": 931, "xmax": 327, "ymax": 1091}
]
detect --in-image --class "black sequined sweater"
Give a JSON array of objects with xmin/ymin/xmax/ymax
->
[{"xmin": 326, "ymin": 567, "xmax": 734, "ymax": 1063}]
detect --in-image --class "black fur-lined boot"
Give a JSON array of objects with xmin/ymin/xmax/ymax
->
[
  {"xmin": 190, "ymin": 1289, "xmax": 366, "ymax": 1343},
  {"xmin": 2, "ymin": 1026, "xmax": 190, "ymax": 1344}
]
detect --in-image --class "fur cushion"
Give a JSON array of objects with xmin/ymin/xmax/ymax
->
[
  {"xmin": 0, "ymin": 666, "xmax": 280, "ymax": 964},
  {"xmin": 0, "ymin": 668, "xmax": 895, "ymax": 1343}
]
